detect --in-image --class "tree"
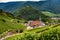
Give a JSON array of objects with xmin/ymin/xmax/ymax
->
[{"xmin": 0, "ymin": 9, "xmax": 3, "ymax": 13}]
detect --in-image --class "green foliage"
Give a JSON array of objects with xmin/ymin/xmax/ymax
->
[
  {"xmin": 0, "ymin": 9, "xmax": 15, "ymax": 19},
  {"xmin": 0, "ymin": 7, "xmax": 60, "ymax": 40},
  {"xmin": 14, "ymin": 6, "xmax": 57, "ymax": 23},
  {"xmin": 14, "ymin": 6, "xmax": 50, "ymax": 21},
  {"xmin": 0, "ymin": 19, "xmax": 26, "ymax": 34},
  {"xmin": 0, "ymin": 10, "xmax": 26, "ymax": 34},
  {"xmin": 0, "ymin": 9, "xmax": 3, "ymax": 13},
  {"xmin": 5, "ymin": 24, "xmax": 60, "ymax": 40},
  {"xmin": 42, "ymin": 11, "xmax": 60, "ymax": 17}
]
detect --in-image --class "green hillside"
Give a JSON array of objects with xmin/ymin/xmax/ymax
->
[
  {"xmin": 42, "ymin": 11, "xmax": 60, "ymax": 17},
  {"xmin": 13, "ymin": 6, "xmax": 56, "ymax": 24},
  {"xmin": 0, "ymin": 7, "xmax": 60, "ymax": 40},
  {"xmin": 13, "ymin": 6, "xmax": 50, "ymax": 20},
  {"xmin": 13, "ymin": 6, "xmax": 60, "ymax": 24},
  {"xmin": 0, "ymin": 9, "xmax": 26, "ymax": 34},
  {"xmin": 5, "ymin": 24, "xmax": 60, "ymax": 40}
]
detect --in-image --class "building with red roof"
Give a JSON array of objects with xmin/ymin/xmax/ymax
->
[{"xmin": 27, "ymin": 20, "xmax": 45, "ymax": 29}]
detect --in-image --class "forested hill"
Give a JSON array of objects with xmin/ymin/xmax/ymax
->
[
  {"xmin": 0, "ymin": 0, "xmax": 60, "ymax": 14},
  {"xmin": 13, "ymin": 6, "xmax": 50, "ymax": 21},
  {"xmin": 0, "ymin": 9, "xmax": 14, "ymax": 18}
]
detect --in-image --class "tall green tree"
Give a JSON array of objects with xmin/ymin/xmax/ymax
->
[{"xmin": 0, "ymin": 9, "xmax": 3, "ymax": 13}]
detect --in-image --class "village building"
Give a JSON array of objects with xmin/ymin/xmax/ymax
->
[{"xmin": 27, "ymin": 20, "xmax": 45, "ymax": 29}]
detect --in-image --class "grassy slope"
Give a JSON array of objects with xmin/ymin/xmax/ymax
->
[
  {"xmin": 0, "ymin": 13, "xmax": 26, "ymax": 34},
  {"xmin": 42, "ymin": 11, "xmax": 60, "ymax": 17},
  {"xmin": 5, "ymin": 24, "xmax": 60, "ymax": 40}
]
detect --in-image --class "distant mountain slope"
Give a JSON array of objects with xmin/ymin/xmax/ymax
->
[
  {"xmin": 0, "ymin": 9, "xmax": 14, "ymax": 19},
  {"xmin": 0, "ymin": 0, "xmax": 60, "ymax": 14},
  {"xmin": 0, "ymin": 2, "xmax": 26, "ymax": 12},
  {"xmin": 42, "ymin": 11, "xmax": 60, "ymax": 17}
]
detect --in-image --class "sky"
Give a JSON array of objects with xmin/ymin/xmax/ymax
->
[{"xmin": 0, "ymin": 0, "xmax": 46, "ymax": 3}]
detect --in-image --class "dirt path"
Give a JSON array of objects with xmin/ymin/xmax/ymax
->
[{"xmin": 0, "ymin": 33, "xmax": 20, "ymax": 40}]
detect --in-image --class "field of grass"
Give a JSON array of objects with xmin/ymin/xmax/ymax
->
[
  {"xmin": 5, "ymin": 24, "xmax": 60, "ymax": 40},
  {"xmin": 42, "ymin": 11, "xmax": 60, "ymax": 17},
  {"xmin": 0, "ymin": 14, "xmax": 26, "ymax": 35}
]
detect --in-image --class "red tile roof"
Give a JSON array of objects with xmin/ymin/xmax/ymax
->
[{"xmin": 29, "ymin": 21, "xmax": 42, "ymax": 27}]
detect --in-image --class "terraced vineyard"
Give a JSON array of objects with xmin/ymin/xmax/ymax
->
[
  {"xmin": 0, "ymin": 13, "xmax": 26, "ymax": 37},
  {"xmin": 5, "ymin": 24, "xmax": 60, "ymax": 40}
]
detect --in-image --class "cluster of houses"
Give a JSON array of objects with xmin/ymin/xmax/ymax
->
[
  {"xmin": 25, "ymin": 20, "xmax": 45, "ymax": 29},
  {"xmin": 25, "ymin": 17, "xmax": 60, "ymax": 29},
  {"xmin": 24, "ymin": 16, "xmax": 60, "ymax": 29}
]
